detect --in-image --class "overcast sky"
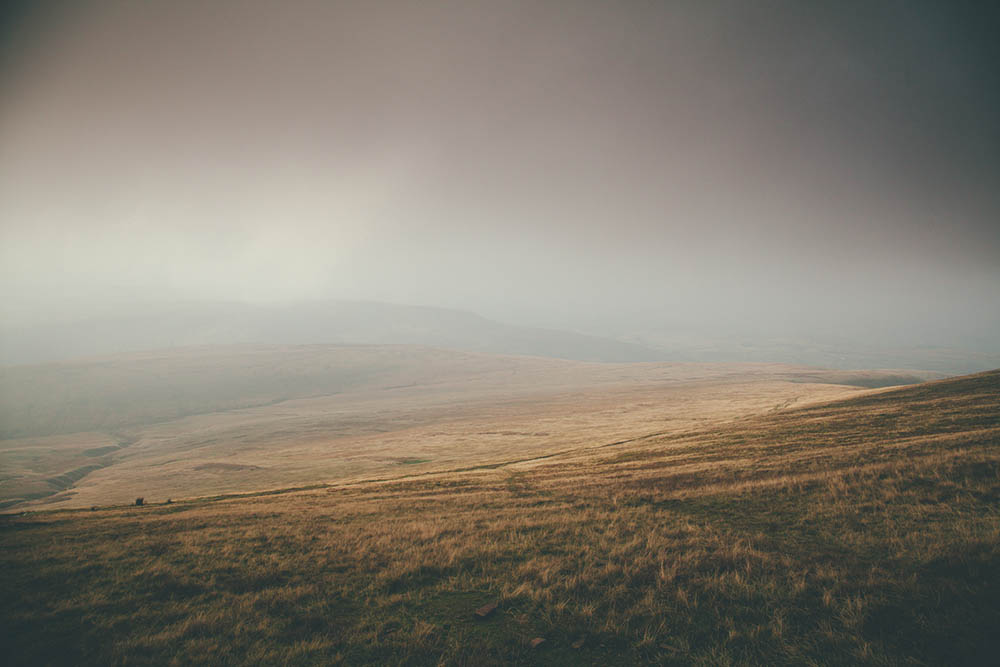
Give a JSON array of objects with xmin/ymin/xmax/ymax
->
[{"xmin": 1, "ymin": 0, "xmax": 998, "ymax": 347}]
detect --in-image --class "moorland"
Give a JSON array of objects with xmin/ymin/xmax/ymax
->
[
  {"xmin": 2, "ymin": 358, "xmax": 996, "ymax": 665},
  {"xmin": 0, "ymin": 344, "xmax": 933, "ymax": 510}
]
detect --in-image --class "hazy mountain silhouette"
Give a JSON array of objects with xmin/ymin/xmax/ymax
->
[{"xmin": 0, "ymin": 300, "xmax": 663, "ymax": 365}]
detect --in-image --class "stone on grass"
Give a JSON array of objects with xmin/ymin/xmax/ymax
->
[{"xmin": 474, "ymin": 602, "xmax": 497, "ymax": 619}]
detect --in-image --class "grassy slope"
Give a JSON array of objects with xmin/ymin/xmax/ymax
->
[
  {"xmin": 4, "ymin": 345, "xmax": 926, "ymax": 510},
  {"xmin": 2, "ymin": 370, "xmax": 998, "ymax": 665},
  {"xmin": 1, "ymin": 344, "xmax": 931, "ymax": 440}
]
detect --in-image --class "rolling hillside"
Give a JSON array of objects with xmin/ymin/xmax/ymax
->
[
  {"xmin": 0, "ymin": 345, "xmax": 936, "ymax": 510},
  {"xmin": 2, "ymin": 369, "xmax": 997, "ymax": 664}
]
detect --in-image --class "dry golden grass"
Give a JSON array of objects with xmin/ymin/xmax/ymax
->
[
  {"xmin": 2, "ymin": 345, "xmax": 918, "ymax": 510},
  {"xmin": 2, "ymin": 370, "xmax": 997, "ymax": 665}
]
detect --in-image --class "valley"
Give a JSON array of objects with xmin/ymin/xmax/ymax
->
[{"xmin": 0, "ymin": 345, "xmax": 934, "ymax": 510}]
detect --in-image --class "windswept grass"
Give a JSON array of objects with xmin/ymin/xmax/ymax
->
[{"xmin": 2, "ymin": 370, "xmax": 998, "ymax": 665}]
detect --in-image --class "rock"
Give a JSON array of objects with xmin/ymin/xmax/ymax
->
[
  {"xmin": 135, "ymin": 497, "xmax": 144, "ymax": 506},
  {"xmin": 474, "ymin": 602, "xmax": 497, "ymax": 618},
  {"xmin": 530, "ymin": 637, "xmax": 546, "ymax": 649}
]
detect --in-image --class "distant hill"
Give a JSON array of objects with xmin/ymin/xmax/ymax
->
[
  {"xmin": 4, "ymin": 299, "xmax": 992, "ymax": 373},
  {"xmin": 612, "ymin": 329, "xmax": 1000, "ymax": 375},
  {"xmin": 0, "ymin": 300, "xmax": 663, "ymax": 366},
  {"xmin": 0, "ymin": 344, "xmax": 556, "ymax": 438}
]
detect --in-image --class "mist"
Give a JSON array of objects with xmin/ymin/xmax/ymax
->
[{"xmin": 2, "ymin": 0, "xmax": 999, "ymax": 367}]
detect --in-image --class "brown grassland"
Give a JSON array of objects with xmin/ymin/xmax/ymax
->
[
  {"xmin": 2, "ymin": 369, "xmax": 998, "ymax": 665},
  {"xmin": 2, "ymin": 345, "xmax": 927, "ymax": 510}
]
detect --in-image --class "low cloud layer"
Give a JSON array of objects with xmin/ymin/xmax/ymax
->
[{"xmin": 2, "ymin": 0, "xmax": 998, "ymax": 352}]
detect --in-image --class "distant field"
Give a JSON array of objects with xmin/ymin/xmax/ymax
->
[
  {"xmin": 0, "ymin": 344, "xmax": 938, "ymax": 509},
  {"xmin": 2, "ymin": 369, "xmax": 997, "ymax": 665}
]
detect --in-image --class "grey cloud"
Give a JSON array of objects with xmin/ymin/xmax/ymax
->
[{"xmin": 0, "ymin": 0, "xmax": 997, "ymax": 361}]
